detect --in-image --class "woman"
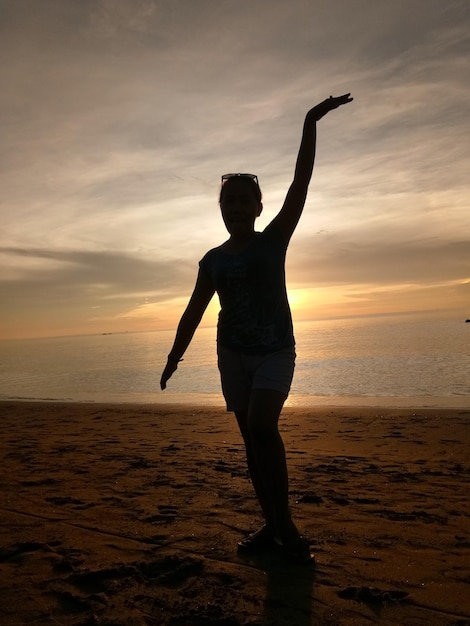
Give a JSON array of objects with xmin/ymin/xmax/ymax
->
[{"xmin": 160, "ymin": 94, "xmax": 352, "ymax": 563}]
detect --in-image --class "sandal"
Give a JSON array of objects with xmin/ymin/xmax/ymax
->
[{"xmin": 237, "ymin": 525, "xmax": 276, "ymax": 554}]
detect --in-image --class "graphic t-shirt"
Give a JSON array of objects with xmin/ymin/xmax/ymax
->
[{"xmin": 199, "ymin": 222, "xmax": 295, "ymax": 355}]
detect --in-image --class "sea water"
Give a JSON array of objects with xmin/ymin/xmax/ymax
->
[{"xmin": 0, "ymin": 317, "xmax": 469, "ymax": 408}]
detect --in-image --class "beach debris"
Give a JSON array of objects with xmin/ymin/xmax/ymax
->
[{"xmin": 338, "ymin": 585, "xmax": 409, "ymax": 606}]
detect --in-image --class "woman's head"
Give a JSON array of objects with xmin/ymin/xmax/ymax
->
[
  {"xmin": 218, "ymin": 173, "xmax": 263, "ymax": 238},
  {"xmin": 219, "ymin": 173, "xmax": 262, "ymax": 205}
]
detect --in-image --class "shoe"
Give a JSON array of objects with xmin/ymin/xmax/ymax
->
[
  {"xmin": 275, "ymin": 535, "xmax": 315, "ymax": 565},
  {"xmin": 237, "ymin": 525, "xmax": 276, "ymax": 554}
]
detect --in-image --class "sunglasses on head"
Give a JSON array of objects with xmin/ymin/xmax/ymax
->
[{"xmin": 221, "ymin": 173, "xmax": 259, "ymax": 186}]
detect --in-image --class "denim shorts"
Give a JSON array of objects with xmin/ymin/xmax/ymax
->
[{"xmin": 217, "ymin": 344, "xmax": 296, "ymax": 412}]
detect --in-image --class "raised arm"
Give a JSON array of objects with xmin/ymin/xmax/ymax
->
[
  {"xmin": 160, "ymin": 268, "xmax": 215, "ymax": 390},
  {"xmin": 272, "ymin": 93, "xmax": 353, "ymax": 241}
]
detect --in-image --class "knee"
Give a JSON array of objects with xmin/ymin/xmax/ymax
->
[{"xmin": 248, "ymin": 419, "xmax": 280, "ymax": 446}]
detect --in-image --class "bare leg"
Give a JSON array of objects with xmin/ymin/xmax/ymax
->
[
  {"xmin": 246, "ymin": 388, "xmax": 297, "ymax": 538},
  {"xmin": 234, "ymin": 408, "xmax": 272, "ymax": 523},
  {"xmin": 235, "ymin": 389, "xmax": 312, "ymax": 560},
  {"xmin": 236, "ymin": 389, "xmax": 301, "ymax": 537}
]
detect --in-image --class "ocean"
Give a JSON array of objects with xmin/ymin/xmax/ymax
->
[{"xmin": 0, "ymin": 317, "xmax": 469, "ymax": 409}]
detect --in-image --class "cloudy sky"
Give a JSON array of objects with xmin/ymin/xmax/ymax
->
[{"xmin": 1, "ymin": 0, "xmax": 469, "ymax": 339}]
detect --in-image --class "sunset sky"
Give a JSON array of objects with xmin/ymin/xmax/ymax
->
[{"xmin": 1, "ymin": 0, "xmax": 469, "ymax": 340}]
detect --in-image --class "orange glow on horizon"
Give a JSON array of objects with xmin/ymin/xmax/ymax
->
[{"xmin": 1, "ymin": 280, "xmax": 466, "ymax": 341}]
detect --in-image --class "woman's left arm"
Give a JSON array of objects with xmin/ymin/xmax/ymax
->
[{"xmin": 272, "ymin": 93, "xmax": 353, "ymax": 241}]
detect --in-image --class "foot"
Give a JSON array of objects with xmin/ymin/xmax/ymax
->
[
  {"xmin": 237, "ymin": 525, "xmax": 276, "ymax": 554},
  {"xmin": 275, "ymin": 534, "xmax": 314, "ymax": 564},
  {"xmin": 273, "ymin": 520, "xmax": 315, "ymax": 564}
]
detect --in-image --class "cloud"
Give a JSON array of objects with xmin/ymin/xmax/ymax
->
[
  {"xmin": 1, "ymin": 0, "xmax": 469, "ymax": 337},
  {"xmin": 0, "ymin": 246, "xmax": 196, "ymax": 306},
  {"xmin": 0, "ymin": 244, "xmax": 203, "ymax": 336},
  {"xmin": 299, "ymin": 279, "xmax": 470, "ymax": 322},
  {"xmin": 288, "ymin": 236, "xmax": 470, "ymax": 287}
]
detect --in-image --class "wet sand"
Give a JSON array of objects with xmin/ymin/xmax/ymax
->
[{"xmin": 0, "ymin": 400, "xmax": 469, "ymax": 625}]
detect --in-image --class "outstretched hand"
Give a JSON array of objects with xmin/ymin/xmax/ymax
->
[{"xmin": 310, "ymin": 93, "xmax": 353, "ymax": 121}]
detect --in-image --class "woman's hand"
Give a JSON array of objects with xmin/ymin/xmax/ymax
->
[
  {"xmin": 309, "ymin": 93, "xmax": 353, "ymax": 121},
  {"xmin": 160, "ymin": 358, "xmax": 180, "ymax": 390}
]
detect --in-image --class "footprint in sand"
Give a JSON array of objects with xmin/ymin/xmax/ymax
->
[
  {"xmin": 144, "ymin": 505, "xmax": 179, "ymax": 523},
  {"xmin": 0, "ymin": 541, "xmax": 52, "ymax": 563}
]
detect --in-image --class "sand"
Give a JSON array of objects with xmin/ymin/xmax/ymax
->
[{"xmin": 0, "ymin": 400, "xmax": 469, "ymax": 626}]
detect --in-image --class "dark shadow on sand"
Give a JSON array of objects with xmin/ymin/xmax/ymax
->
[{"xmin": 238, "ymin": 549, "xmax": 316, "ymax": 625}]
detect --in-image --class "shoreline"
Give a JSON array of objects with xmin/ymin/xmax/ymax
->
[
  {"xmin": 2, "ymin": 393, "xmax": 469, "ymax": 411},
  {"xmin": 1, "ymin": 400, "xmax": 469, "ymax": 625}
]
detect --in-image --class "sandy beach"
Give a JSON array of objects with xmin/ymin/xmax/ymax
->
[{"xmin": 0, "ymin": 400, "xmax": 469, "ymax": 625}]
